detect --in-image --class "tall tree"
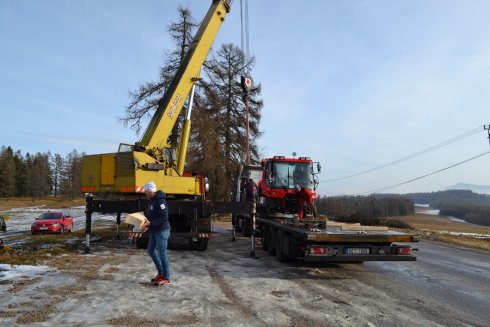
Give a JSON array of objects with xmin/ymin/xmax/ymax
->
[
  {"xmin": 118, "ymin": 7, "xmax": 263, "ymax": 201},
  {"xmin": 120, "ymin": 6, "xmax": 198, "ymax": 144},
  {"xmin": 13, "ymin": 150, "xmax": 27, "ymax": 197},
  {"xmin": 26, "ymin": 152, "xmax": 52, "ymax": 199},
  {"xmin": 0, "ymin": 146, "xmax": 16, "ymax": 197},
  {"xmin": 197, "ymin": 43, "xmax": 263, "ymax": 200},
  {"xmin": 51, "ymin": 153, "xmax": 64, "ymax": 197},
  {"xmin": 60, "ymin": 149, "xmax": 83, "ymax": 201}
]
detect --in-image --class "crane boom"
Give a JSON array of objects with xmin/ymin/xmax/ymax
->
[
  {"xmin": 139, "ymin": 0, "xmax": 230, "ymax": 159},
  {"xmin": 82, "ymin": 0, "xmax": 231, "ymax": 198}
]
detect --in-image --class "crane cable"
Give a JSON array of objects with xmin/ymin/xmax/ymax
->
[
  {"xmin": 240, "ymin": 0, "xmax": 251, "ymax": 74},
  {"xmin": 351, "ymin": 150, "xmax": 490, "ymax": 196},
  {"xmin": 322, "ymin": 125, "xmax": 485, "ymax": 183}
]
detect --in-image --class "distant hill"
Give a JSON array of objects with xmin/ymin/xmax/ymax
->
[{"xmin": 446, "ymin": 183, "xmax": 490, "ymax": 194}]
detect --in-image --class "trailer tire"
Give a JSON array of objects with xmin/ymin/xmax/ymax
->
[
  {"xmin": 136, "ymin": 237, "xmax": 148, "ymax": 249},
  {"xmin": 267, "ymin": 228, "xmax": 276, "ymax": 256},
  {"xmin": 196, "ymin": 239, "xmax": 208, "ymax": 251},
  {"xmin": 232, "ymin": 214, "xmax": 242, "ymax": 232},
  {"xmin": 275, "ymin": 231, "xmax": 289, "ymax": 262},
  {"xmin": 261, "ymin": 225, "xmax": 269, "ymax": 251},
  {"xmin": 243, "ymin": 217, "xmax": 252, "ymax": 237}
]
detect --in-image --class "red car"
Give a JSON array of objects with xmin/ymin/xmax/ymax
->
[{"xmin": 31, "ymin": 212, "xmax": 74, "ymax": 235}]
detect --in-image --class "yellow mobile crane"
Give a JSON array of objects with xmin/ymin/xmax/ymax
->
[{"xmin": 81, "ymin": 0, "xmax": 248, "ymax": 253}]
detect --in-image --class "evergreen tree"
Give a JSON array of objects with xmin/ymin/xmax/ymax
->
[
  {"xmin": 60, "ymin": 150, "xmax": 83, "ymax": 201},
  {"xmin": 196, "ymin": 43, "xmax": 263, "ymax": 200},
  {"xmin": 26, "ymin": 152, "xmax": 52, "ymax": 199},
  {"xmin": 13, "ymin": 150, "xmax": 27, "ymax": 197},
  {"xmin": 0, "ymin": 146, "xmax": 16, "ymax": 197}
]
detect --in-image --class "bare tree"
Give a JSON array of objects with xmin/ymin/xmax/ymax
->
[
  {"xmin": 120, "ymin": 6, "xmax": 198, "ymax": 144},
  {"xmin": 118, "ymin": 8, "xmax": 263, "ymax": 201},
  {"xmin": 51, "ymin": 153, "xmax": 64, "ymax": 197}
]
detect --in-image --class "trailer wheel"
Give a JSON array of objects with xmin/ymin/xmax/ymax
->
[
  {"xmin": 244, "ymin": 220, "xmax": 253, "ymax": 237},
  {"xmin": 196, "ymin": 239, "xmax": 208, "ymax": 251},
  {"xmin": 267, "ymin": 228, "xmax": 276, "ymax": 256},
  {"xmin": 261, "ymin": 225, "xmax": 269, "ymax": 251},
  {"xmin": 232, "ymin": 214, "xmax": 242, "ymax": 232},
  {"xmin": 136, "ymin": 237, "xmax": 148, "ymax": 249},
  {"xmin": 275, "ymin": 231, "xmax": 289, "ymax": 262}
]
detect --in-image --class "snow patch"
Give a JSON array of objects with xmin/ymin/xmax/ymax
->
[{"xmin": 0, "ymin": 263, "xmax": 52, "ymax": 281}]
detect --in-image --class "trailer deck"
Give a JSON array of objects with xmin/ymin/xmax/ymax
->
[{"xmin": 255, "ymin": 215, "xmax": 419, "ymax": 262}]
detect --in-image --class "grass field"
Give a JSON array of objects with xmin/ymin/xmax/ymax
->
[
  {"xmin": 0, "ymin": 197, "xmax": 85, "ymax": 211},
  {"xmin": 392, "ymin": 213, "xmax": 490, "ymax": 250}
]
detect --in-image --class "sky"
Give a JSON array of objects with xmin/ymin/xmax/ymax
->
[{"xmin": 1, "ymin": 0, "xmax": 489, "ymax": 197}]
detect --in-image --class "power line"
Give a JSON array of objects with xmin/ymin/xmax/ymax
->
[
  {"xmin": 322, "ymin": 125, "xmax": 484, "ymax": 183},
  {"xmin": 351, "ymin": 150, "xmax": 490, "ymax": 196}
]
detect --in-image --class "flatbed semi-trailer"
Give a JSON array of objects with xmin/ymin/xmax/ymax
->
[{"xmin": 256, "ymin": 215, "xmax": 419, "ymax": 263}]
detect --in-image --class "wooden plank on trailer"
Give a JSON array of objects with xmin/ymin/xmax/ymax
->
[
  {"xmin": 341, "ymin": 225, "xmax": 389, "ymax": 231},
  {"xmin": 326, "ymin": 222, "xmax": 361, "ymax": 227}
]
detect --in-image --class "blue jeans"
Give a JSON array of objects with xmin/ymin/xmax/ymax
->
[{"xmin": 147, "ymin": 229, "xmax": 171, "ymax": 280}]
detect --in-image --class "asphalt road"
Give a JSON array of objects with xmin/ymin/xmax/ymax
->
[
  {"xmin": 342, "ymin": 240, "xmax": 490, "ymax": 326},
  {"xmin": 221, "ymin": 226, "xmax": 490, "ymax": 326}
]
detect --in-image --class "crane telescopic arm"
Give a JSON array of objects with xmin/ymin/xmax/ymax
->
[{"xmin": 137, "ymin": 0, "xmax": 230, "ymax": 174}]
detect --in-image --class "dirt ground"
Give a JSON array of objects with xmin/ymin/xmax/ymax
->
[{"xmin": 1, "ymin": 219, "xmax": 469, "ymax": 327}]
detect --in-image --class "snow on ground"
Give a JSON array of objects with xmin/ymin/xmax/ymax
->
[
  {"xmin": 421, "ymin": 209, "xmax": 470, "ymax": 224},
  {"xmin": 416, "ymin": 205, "xmax": 485, "ymax": 225},
  {"xmin": 0, "ymin": 263, "xmax": 51, "ymax": 280},
  {"xmin": 415, "ymin": 206, "xmax": 490, "ymax": 239},
  {"xmin": 0, "ymin": 205, "xmax": 119, "ymax": 239}
]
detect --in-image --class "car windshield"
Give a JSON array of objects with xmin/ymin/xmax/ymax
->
[
  {"xmin": 39, "ymin": 212, "xmax": 63, "ymax": 220},
  {"xmin": 271, "ymin": 162, "xmax": 313, "ymax": 189}
]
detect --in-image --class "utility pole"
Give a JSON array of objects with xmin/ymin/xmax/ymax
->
[
  {"xmin": 241, "ymin": 76, "xmax": 252, "ymax": 164},
  {"xmin": 485, "ymin": 124, "xmax": 490, "ymax": 147}
]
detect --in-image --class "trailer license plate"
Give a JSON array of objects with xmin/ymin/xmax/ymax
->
[{"xmin": 344, "ymin": 248, "xmax": 369, "ymax": 255}]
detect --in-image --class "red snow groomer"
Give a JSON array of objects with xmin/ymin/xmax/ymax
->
[{"xmin": 257, "ymin": 156, "xmax": 321, "ymax": 220}]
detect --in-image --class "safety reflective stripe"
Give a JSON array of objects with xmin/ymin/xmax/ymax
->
[{"xmin": 118, "ymin": 186, "xmax": 145, "ymax": 193}]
